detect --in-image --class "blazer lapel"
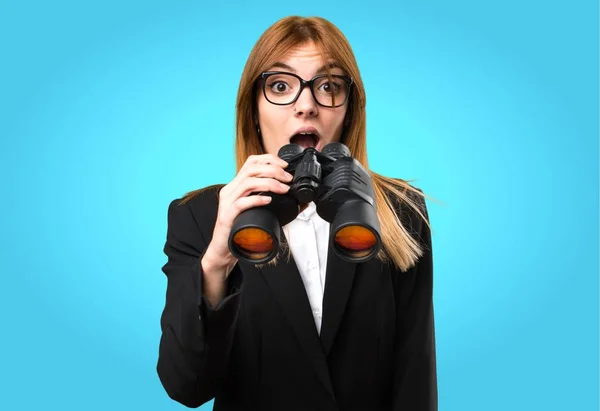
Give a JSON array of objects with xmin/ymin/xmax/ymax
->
[
  {"xmin": 319, "ymin": 247, "xmax": 357, "ymax": 357},
  {"xmin": 258, "ymin": 232, "xmax": 335, "ymax": 399}
]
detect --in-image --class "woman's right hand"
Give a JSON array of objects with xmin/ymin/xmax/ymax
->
[{"xmin": 201, "ymin": 153, "xmax": 293, "ymax": 283}]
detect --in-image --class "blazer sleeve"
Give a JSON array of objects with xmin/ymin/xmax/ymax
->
[
  {"xmin": 156, "ymin": 197, "xmax": 243, "ymax": 408},
  {"xmin": 393, "ymin": 194, "xmax": 438, "ymax": 410}
]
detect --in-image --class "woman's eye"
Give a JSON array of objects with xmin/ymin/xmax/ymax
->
[
  {"xmin": 319, "ymin": 81, "xmax": 341, "ymax": 93},
  {"xmin": 269, "ymin": 82, "xmax": 290, "ymax": 93}
]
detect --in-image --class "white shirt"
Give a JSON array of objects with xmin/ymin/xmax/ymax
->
[{"xmin": 282, "ymin": 201, "xmax": 329, "ymax": 335}]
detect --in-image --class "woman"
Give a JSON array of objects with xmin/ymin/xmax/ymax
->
[{"xmin": 157, "ymin": 15, "xmax": 437, "ymax": 411}]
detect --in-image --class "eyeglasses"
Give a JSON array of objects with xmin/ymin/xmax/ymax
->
[{"xmin": 259, "ymin": 71, "xmax": 353, "ymax": 108}]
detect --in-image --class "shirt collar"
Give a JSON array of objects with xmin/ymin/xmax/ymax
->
[{"xmin": 296, "ymin": 201, "xmax": 317, "ymax": 221}]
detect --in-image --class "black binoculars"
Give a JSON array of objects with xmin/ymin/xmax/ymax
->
[{"xmin": 227, "ymin": 142, "xmax": 382, "ymax": 264}]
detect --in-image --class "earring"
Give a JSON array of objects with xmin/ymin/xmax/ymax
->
[{"xmin": 256, "ymin": 125, "xmax": 260, "ymax": 135}]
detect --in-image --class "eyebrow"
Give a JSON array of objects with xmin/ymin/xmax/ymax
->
[{"xmin": 268, "ymin": 61, "xmax": 343, "ymax": 74}]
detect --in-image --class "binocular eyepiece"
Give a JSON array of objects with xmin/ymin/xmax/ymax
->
[{"xmin": 228, "ymin": 142, "xmax": 382, "ymax": 264}]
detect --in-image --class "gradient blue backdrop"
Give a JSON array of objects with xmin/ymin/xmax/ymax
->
[{"xmin": 1, "ymin": 0, "xmax": 598, "ymax": 410}]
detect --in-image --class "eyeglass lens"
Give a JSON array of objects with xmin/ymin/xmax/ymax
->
[{"xmin": 264, "ymin": 73, "xmax": 350, "ymax": 107}]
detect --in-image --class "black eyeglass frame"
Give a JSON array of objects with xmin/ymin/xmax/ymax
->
[{"xmin": 259, "ymin": 71, "xmax": 354, "ymax": 108}]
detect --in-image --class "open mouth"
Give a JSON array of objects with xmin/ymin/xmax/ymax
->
[{"xmin": 289, "ymin": 132, "xmax": 320, "ymax": 149}]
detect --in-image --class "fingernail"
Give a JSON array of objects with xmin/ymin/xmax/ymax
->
[
  {"xmin": 285, "ymin": 172, "xmax": 293, "ymax": 180},
  {"xmin": 280, "ymin": 183, "xmax": 290, "ymax": 190}
]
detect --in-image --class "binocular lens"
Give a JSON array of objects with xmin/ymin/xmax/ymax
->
[
  {"xmin": 334, "ymin": 225, "xmax": 378, "ymax": 258},
  {"xmin": 232, "ymin": 228, "xmax": 274, "ymax": 260}
]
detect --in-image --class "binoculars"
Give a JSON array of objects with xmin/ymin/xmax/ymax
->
[{"xmin": 227, "ymin": 142, "xmax": 382, "ymax": 264}]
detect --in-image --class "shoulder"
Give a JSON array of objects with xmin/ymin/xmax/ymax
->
[
  {"xmin": 165, "ymin": 183, "xmax": 226, "ymax": 237},
  {"xmin": 375, "ymin": 177, "xmax": 433, "ymax": 276},
  {"xmin": 377, "ymin": 176, "xmax": 428, "ymax": 232},
  {"xmin": 402, "ymin": 184, "xmax": 428, "ymax": 232}
]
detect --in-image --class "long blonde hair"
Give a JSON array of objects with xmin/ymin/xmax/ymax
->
[{"xmin": 182, "ymin": 16, "xmax": 433, "ymax": 272}]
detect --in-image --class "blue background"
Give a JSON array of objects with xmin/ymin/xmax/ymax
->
[{"xmin": 1, "ymin": 0, "xmax": 598, "ymax": 410}]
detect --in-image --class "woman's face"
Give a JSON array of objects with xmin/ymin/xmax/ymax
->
[{"xmin": 256, "ymin": 41, "xmax": 350, "ymax": 156}]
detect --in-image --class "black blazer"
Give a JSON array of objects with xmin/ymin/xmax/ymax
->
[{"xmin": 156, "ymin": 184, "xmax": 437, "ymax": 411}]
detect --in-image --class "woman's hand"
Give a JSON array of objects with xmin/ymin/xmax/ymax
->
[{"xmin": 201, "ymin": 154, "xmax": 293, "ymax": 298}]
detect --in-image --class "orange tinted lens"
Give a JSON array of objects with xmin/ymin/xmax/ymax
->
[
  {"xmin": 334, "ymin": 225, "xmax": 377, "ymax": 257},
  {"xmin": 233, "ymin": 228, "xmax": 274, "ymax": 259}
]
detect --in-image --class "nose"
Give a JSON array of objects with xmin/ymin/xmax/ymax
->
[{"xmin": 293, "ymin": 85, "xmax": 318, "ymax": 118}]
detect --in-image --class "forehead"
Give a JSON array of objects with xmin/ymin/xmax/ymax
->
[
  {"xmin": 283, "ymin": 42, "xmax": 323, "ymax": 60},
  {"xmin": 268, "ymin": 42, "xmax": 342, "ymax": 75}
]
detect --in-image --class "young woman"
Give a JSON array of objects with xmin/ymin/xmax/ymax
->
[{"xmin": 157, "ymin": 15, "xmax": 437, "ymax": 411}]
